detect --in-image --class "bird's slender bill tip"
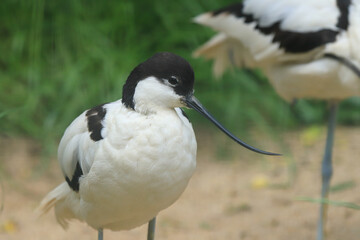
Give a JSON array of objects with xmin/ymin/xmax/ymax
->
[{"xmin": 184, "ymin": 95, "xmax": 281, "ymax": 156}]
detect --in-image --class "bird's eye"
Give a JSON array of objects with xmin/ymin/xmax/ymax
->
[{"xmin": 167, "ymin": 76, "xmax": 179, "ymax": 86}]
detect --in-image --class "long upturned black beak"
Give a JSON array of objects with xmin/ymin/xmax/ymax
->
[{"xmin": 184, "ymin": 95, "xmax": 280, "ymax": 156}]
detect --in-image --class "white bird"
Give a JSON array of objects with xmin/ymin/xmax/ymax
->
[
  {"xmin": 38, "ymin": 52, "xmax": 278, "ymax": 240},
  {"xmin": 193, "ymin": 1, "xmax": 360, "ymax": 239}
]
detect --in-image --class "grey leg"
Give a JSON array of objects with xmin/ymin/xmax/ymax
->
[
  {"xmin": 317, "ymin": 102, "xmax": 338, "ymax": 240},
  {"xmin": 98, "ymin": 228, "xmax": 103, "ymax": 240},
  {"xmin": 147, "ymin": 217, "xmax": 156, "ymax": 240}
]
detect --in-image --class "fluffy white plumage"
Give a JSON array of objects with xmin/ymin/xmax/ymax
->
[
  {"xmin": 38, "ymin": 53, "xmax": 199, "ymax": 233},
  {"xmin": 244, "ymin": 0, "xmax": 339, "ymax": 31},
  {"xmin": 39, "ymin": 81, "xmax": 196, "ymax": 231},
  {"xmin": 194, "ymin": 0, "xmax": 360, "ymax": 101}
]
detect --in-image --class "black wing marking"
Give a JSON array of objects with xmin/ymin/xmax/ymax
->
[
  {"xmin": 212, "ymin": 0, "xmax": 351, "ymax": 53},
  {"xmin": 65, "ymin": 161, "xmax": 83, "ymax": 192},
  {"xmin": 336, "ymin": 0, "xmax": 351, "ymax": 30},
  {"xmin": 86, "ymin": 104, "xmax": 107, "ymax": 141}
]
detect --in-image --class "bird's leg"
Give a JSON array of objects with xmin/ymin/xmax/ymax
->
[
  {"xmin": 147, "ymin": 217, "xmax": 156, "ymax": 240},
  {"xmin": 317, "ymin": 102, "xmax": 338, "ymax": 240},
  {"xmin": 228, "ymin": 49, "xmax": 237, "ymax": 68},
  {"xmin": 290, "ymin": 98, "xmax": 298, "ymax": 107},
  {"xmin": 98, "ymin": 228, "xmax": 103, "ymax": 240}
]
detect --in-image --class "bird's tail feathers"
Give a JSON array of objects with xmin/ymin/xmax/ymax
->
[
  {"xmin": 192, "ymin": 13, "xmax": 213, "ymax": 26},
  {"xmin": 193, "ymin": 33, "xmax": 249, "ymax": 78},
  {"xmin": 36, "ymin": 182, "xmax": 72, "ymax": 229}
]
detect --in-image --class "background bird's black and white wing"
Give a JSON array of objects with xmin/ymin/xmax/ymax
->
[
  {"xmin": 58, "ymin": 103, "xmax": 108, "ymax": 192},
  {"xmin": 194, "ymin": 0, "xmax": 350, "ymax": 75}
]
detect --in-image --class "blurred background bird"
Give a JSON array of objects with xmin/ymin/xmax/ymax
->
[{"xmin": 193, "ymin": 1, "xmax": 360, "ymax": 240}]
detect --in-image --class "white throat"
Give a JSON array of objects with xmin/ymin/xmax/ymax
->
[{"xmin": 133, "ymin": 77, "xmax": 182, "ymax": 114}]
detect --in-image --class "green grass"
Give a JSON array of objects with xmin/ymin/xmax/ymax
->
[{"xmin": 1, "ymin": 0, "xmax": 360, "ymax": 150}]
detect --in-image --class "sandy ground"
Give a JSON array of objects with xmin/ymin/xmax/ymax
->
[{"xmin": 0, "ymin": 126, "xmax": 360, "ymax": 240}]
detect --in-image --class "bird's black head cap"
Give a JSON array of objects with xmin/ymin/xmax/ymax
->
[{"xmin": 122, "ymin": 52, "xmax": 195, "ymax": 109}]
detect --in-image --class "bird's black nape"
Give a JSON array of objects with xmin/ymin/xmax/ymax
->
[{"xmin": 122, "ymin": 52, "xmax": 195, "ymax": 109}]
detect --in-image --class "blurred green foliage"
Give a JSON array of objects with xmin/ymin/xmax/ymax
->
[{"xmin": 1, "ymin": 0, "xmax": 359, "ymax": 148}]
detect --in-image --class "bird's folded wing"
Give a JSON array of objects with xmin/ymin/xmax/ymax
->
[
  {"xmin": 57, "ymin": 111, "xmax": 97, "ymax": 190},
  {"xmin": 194, "ymin": 0, "xmax": 344, "ymax": 65}
]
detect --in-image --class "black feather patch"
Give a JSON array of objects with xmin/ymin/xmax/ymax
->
[
  {"xmin": 336, "ymin": 0, "xmax": 351, "ymax": 30},
  {"xmin": 65, "ymin": 162, "xmax": 83, "ymax": 192},
  {"xmin": 212, "ymin": 1, "xmax": 351, "ymax": 53},
  {"xmin": 259, "ymin": 23, "xmax": 338, "ymax": 53},
  {"xmin": 86, "ymin": 104, "xmax": 107, "ymax": 141},
  {"xmin": 122, "ymin": 52, "xmax": 194, "ymax": 109}
]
